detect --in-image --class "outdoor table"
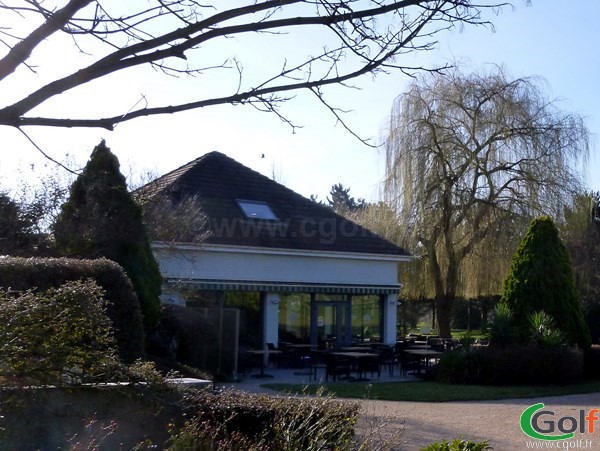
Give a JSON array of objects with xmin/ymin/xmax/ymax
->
[
  {"xmin": 247, "ymin": 349, "xmax": 282, "ymax": 378},
  {"xmin": 285, "ymin": 344, "xmax": 314, "ymax": 373},
  {"xmin": 339, "ymin": 346, "xmax": 372, "ymax": 352},
  {"xmin": 331, "ymin": 352, "xmax": 380, "ymax": 381},
  {"xmin": 404, "ymin": 349, "xmax": 443, "ymax": 374}
]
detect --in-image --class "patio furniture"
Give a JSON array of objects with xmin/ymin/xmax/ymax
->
[
  {"xmin": 324, "ymin": 353, "xmax": 352, "ymax": 382},
  {"xmin": 266, "ymin": 342, "xmax": 283, "ymax": 368},
  {"xmin": 339, "ymin": 346, "xmax": 372, "ymax": 352},
  {"xmin": 331, "ymin": 351, "xmax": 381, "ymax": 381},
  {"xmin": 403, "ymin": 349, "xmax": 443, "ymax": 376},
  {"xmin": 309, "ymin": 350, "xmax": 328, "ymax": 382},
  {"xmin": 246, "ymin": 349, "xmax": 282, "ymax": 378},
  {"xmin": 398, "ymin": 350, "xmax": 421, "ymax": 376},
  {"xmin": 356, "ymin": 353, "xmax": 381, "ymax": 380},
  {"xmin": 286, "ymin": 343, "xmax": 313, "ymax": 370},
  {"xmin": 377, "ymin": 346, "xmax": 398, "ymax": 377}
]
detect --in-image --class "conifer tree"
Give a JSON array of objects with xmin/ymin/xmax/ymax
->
[
  {"xmin": 501, "ymin": 216, "xmax": 591, "ymax": 350},
  {"xmin": 54, "ymin": 141, "xmax": 162, "ymax": 331}
]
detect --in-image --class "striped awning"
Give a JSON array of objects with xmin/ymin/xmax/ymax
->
[{"xmin": 165, "ymin": 278, "xmax": 401, "ymax": 295}]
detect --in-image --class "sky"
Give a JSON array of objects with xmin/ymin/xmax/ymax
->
[{"xmin": 1, "ymin": 0, "xmax": 599, "ymax": 203}]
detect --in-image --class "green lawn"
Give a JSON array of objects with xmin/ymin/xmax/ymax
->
[{"xmin": 262, "ymin": 380, "xmax": 600, "ymax": 402}]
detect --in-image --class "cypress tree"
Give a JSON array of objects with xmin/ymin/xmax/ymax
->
[
  {"xmin": 501, "ymin": 216, "xmax": 591, "ymax": 350},
  {"xmin": 53, "ymin": 141, "xmax": 162, "ymax": 332}
]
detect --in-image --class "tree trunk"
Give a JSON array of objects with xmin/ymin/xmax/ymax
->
[{"xmin": 436, "ymin": 294, "xmax": 453, "ymax": 338}]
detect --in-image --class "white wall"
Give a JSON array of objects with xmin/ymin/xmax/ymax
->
[{"xmin": 153, "ymin": 243, "xmax": 405, "ymax": 287}]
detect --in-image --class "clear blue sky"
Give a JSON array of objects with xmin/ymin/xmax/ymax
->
[{"xmin": 1, "ymin": 0, "xmax": 598, "ymax": 202}]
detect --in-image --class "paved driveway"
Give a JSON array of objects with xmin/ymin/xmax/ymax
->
[{"xmin": 359, "ymin": 392, "xmax": 600, "ymax": 450}]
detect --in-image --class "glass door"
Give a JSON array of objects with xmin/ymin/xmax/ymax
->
[{"xmin": 311, "ymin": 300, "xmax": 350, "ymax": 349}]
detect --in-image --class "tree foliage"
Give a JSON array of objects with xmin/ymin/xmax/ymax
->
[
  {"xmin": 138, "ymin": 193, "xmax": 209, "ymax": 244},
  {"xmin": 383, "ymin": 67, "xmax": 589, "ymax": 337},
  {"xmin": 0, "ymin": 1, "xmax": 499, "ymax": 133},
  {"xmin": 0, "ymin": 194, "xmax": 36, "ymax": 255},
  {"xmin": 501, "ymin": 216, "xmax": 591, "ymax": 350},
  {"xmin": 53, "ymin": 141, "xmax": 162, "ymax": 331},
  {"xmin": 562, "ymin": 191, "xmax": 600, "ymax": 342},
  {"xmin": 327, "ymin": 183, "xmax": 366, "ymax": 214}
]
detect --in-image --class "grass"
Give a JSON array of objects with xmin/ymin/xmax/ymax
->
[{"xmin": 262, "ymin": 380, "xmax": 600, "ymax": 402}]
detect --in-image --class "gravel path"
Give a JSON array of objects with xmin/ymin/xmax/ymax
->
[{"xmin": 358, "ymin": 392, "xmax": 600, "ymax": 450}]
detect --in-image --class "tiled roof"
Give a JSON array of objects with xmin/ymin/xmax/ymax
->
[{"xmin": 135, "ymin": 152, "xmax": 409, "ymax": 256}]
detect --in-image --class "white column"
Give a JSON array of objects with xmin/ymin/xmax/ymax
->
[
  {"xmin": 262, "ymin": 292, "xmax": 280, "ymax": 346},
  {"xmin": 382, "ymin": 293, "xmax": 398, "ymax": 345}
]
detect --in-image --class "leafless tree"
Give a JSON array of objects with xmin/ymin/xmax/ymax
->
[
  {"xmin": 139, "ymin": 193, "xmax": 209, "ymax": 244},
  {"xmin": 0, "ymin": 0, "xmax": 502, "ymax": 138},
  {"xmin": 383, "ymin": 67, "xmax": 589, "ymax": 337}
]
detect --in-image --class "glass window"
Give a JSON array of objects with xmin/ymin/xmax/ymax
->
[
  {"xmin": 315, "ymin": 294, "xmax": 347, "ymax": 302},
  {"xmin": 237, "ymin": 200, "xmax": 278, "ymax": 220},
  {"xmin": 278, "ymin": 294, "xmax": 311, "ymax": 343},
  {"xmin": 351, "ymin": 295, "xmax": 382, "ymax": 342}
]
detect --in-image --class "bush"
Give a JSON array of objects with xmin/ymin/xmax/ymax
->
[
  {"xmin": 501, "ymin": 216, "xmax": 591, "ymax": 350},
  {"xmin": 170, "ymin": 388, "xmax": 359, "ymax": 450},
  {"xmin": 421, "ymin": 438, "xmax": 492, "ymax": 451},
  {"xmin": 0, "ymin": 279, "xmax": 117, "ymax": 386},
  {"xmin": 53, "ymin": 141, "xmax": 162, "ymax": 332},
  {"xmin": 436, "ymin": 345, "xmax": 583, "ymax": 385},
  {"xmin": 488, "ymin": 302, "xmax": 518, "ymax": 347},
  {"xmin": 0, "ymin": 256, "xmax": 144, "ymax": 361}
]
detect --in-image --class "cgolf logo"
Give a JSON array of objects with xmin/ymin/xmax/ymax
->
[{"xmin": 520, "ymin": 403, "xmax": 599, "ymax": 441}]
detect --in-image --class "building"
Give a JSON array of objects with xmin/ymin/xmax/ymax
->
[{"xmin": 136, "ymin": 151, "xmax": 410, "ymax": 373}]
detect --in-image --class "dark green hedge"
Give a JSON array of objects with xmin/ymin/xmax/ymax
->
[
  {"xmin": 436, "ymin": 345, "xmax": 583, "ymax": 385},
  {"xmin": 0, "ymin": 257, "xmax": 144, "ymax": 361}
]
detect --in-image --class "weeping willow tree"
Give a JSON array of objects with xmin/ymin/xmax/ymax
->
[{"xmin": 383, "ymin": 67, "xmax": 589, "ymax": 337}]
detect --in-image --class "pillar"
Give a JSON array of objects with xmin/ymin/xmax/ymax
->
[
  {"xmin": 382, "ymin": 293, "xmax": 398, "ymax": 345},
  {"xmin": 262, "ymin": 292, "xmax": 280, "ymax": 347}
]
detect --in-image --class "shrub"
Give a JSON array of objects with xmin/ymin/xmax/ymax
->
[
  {"xmin": 421, "ymin": 438, "xmax": 492, "ymax": 451},
  {"xmin": 170, "ymin": 388, "xmax": 359, "ymax": 450},
  {"xmin": 527, "ymin": 311, "xmax": 568, "ymax": 349},
  {"xmin": 501, "ymin": 216, "xmax": 591, "ymax": 350},
  {"xmin": 437, "ymin": 345, "xmax": 583, "ymax": 385},
  {"xmin": 53, "ymin": 141, "xmax": 162, "ymax": 332},
  {"xmin": 0, "ymin": 279, "xmax": 116, "ymax": 386},
  {"xmin": 488, "ymin": 302, "xmax": 518, "ymax": 347},
  {"xmin": 0, "ymin": 256, "xmax": 144, "ymax": 361}
]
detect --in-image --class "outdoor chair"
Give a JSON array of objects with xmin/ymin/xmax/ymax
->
[
  {"xmin": 309, "ymin": 350, "xmax": 328, "ymax": 382},
  {"xmin": 266, "ymin": 342, "xmax": 282, "ymax": 368},
  {"xmin": 357, "ymin": 354, "xmax": 381, "ymax": 379},
  {"xmin": 378, "ymin": 346, "xmax": 398, "ymax": 377},
  {"xmin": 398, "ymin": 350, "xmax": 421, "ymax": 376},
  {"xmin": 325, "ymin": 353, "xmax": 351, "ymax": 382}
]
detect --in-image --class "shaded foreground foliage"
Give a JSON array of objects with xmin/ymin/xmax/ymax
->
[
  {"xmin": 0, "ymin": 279, "xmax": 116, "ymax": 386},
  {"xmin": 0, "ymin": 256, "xmax": 144, "ymax": 361},
  {"xmin": 0, "ymin": 276, "xmax": 391, "ymax": 449},
  {"xmin": 436, "ymin": 345, "xmax": 583, "ymax": 385},
  {"xmin": 170, "ymin": 389, "xmax": 364, "ymax": 450}
]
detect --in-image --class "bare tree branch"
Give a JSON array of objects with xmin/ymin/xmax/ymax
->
[{"xmin": 0, "ymin": 0, "xmax": 502, "ymax": 133}]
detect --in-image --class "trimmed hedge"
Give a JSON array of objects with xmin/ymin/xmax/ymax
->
[
  {"xmin": 0, "ymin": 257, "xmax": 144, "ymax": 361},
  {"xmin": 436, "ymin": 345, "xmax": 583, "ymax": 385}
]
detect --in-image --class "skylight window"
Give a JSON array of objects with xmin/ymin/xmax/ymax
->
[{"xmin": 237, "ymin": 200, "xmax": 278, "ymax": 220}]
